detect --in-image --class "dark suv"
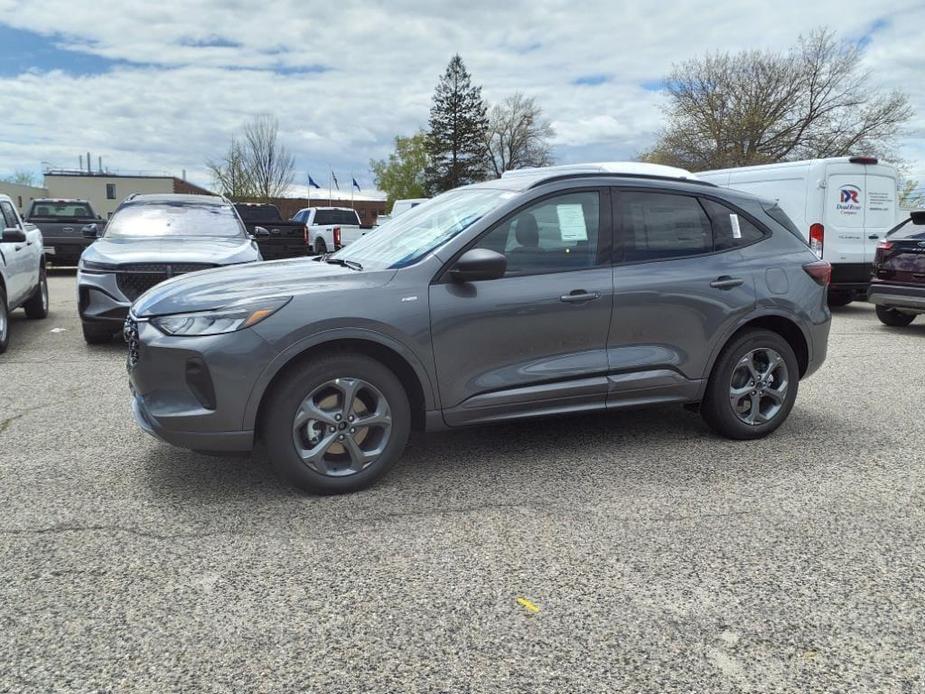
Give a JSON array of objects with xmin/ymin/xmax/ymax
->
[
  {"xmin": 868, "ymin": 210, "xmax": 925, "ymax": 326},
  {"xmin": 126, "ymin": 163, "xmax": 831, "ymax": 494}
]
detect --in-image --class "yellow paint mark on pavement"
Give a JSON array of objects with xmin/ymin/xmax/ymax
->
[{"xmin": 516, "ymin": 597, "xmax": 540, "ymax": 613}]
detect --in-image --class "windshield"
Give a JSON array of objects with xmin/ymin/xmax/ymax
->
[
  {"xmin": 104, "ymin": 203, "xmax": 245, "ymax": 239},
  {"xmin": 30, "ymin": 202, "xmax": 94, "ymax": 219},
  {"xmin": 333, "ymin": 189, "xmax": 511, "ymax": 269}
]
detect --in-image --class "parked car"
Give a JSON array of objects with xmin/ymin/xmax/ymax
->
[
  {"xmin": 125, "ymin": 162, "xmax": 831, "ymax": 495},
  {"xmin": 0, "ymin": 194, "xmax": 49, "ymax": 353},
  {"xmin": 290, "ymin": 207, "xmax": 367, "ymax": 254},
  {"xmin": 78, "ymin": 193, "xmax": 262, "ymax": 344},
  {"xmin": 868, "ymin": 210, "xmax": 925, "ymax": 326},
  {"xmin": 233, "ymin": 203, "xmax": 307, "ymax": 260},
  {"xmin": 390, "ymin": 198, "xmax": 428, "ymax": 218},
  {"xmin": 25, "ymin": 198, "xmax": 105, "ymax": 266},
  {"xmin": 699, "ymin": 157, "xmax": 898, "ymax": 306}
]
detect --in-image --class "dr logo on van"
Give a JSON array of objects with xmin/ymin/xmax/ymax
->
[{"xmin": 836, "ymin": 185, "xmax": 862, "ymax": 215}]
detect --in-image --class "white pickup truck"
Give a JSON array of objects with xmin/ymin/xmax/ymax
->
[
  {"xmin": 0, "ymin": 194, "xmax": 49, "ymax": 353},
  {"xmin": 290, "ymin": 207, "xmax": 368, "ymax": 255}
]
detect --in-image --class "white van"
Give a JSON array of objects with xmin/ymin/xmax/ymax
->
[{"xmin": 699, "ymin": 157, "xmax": 899, "ymax": 305}]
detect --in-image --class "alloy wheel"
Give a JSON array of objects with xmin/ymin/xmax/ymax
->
[
  {"xmin": 729, "ymin": 348, "xmax": 789, "ymax": 425},
  {"xmin": 291, "ymin": 377, "xmax": 392, "ymax": 477}
]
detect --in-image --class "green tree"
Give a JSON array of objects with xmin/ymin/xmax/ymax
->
[
  {"xmin": 641, "ymin": 29, "xmax": 912, "ymax": 171},
  {"xmin": 425, "ymin": 54, "xmax": 489, "ymax": 194},
  {"xmin": 370, "ymin": 132, "xmax": 429, "ymax": 208}
]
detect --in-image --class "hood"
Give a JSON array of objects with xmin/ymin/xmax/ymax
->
[
  {"xmin": 132, "ymin": 257, "xmax": 396, "ymax": 317},
  {"xmin": 84, "ymin": 235, "xmax": 260, "ymax": 266}
]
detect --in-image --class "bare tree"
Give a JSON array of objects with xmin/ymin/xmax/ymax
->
[
  {"xmin": 484, "ymin": 93, "xmax": 555, "ymax": 177},
  {"xmin": 641, "ymin": 29, "xmax": 913, "ymax": 171},
  {"xmin": 242, "ymin": 115, "xmax": 295, "ymax": 200},
  {"xmin": 207, "ymin": 137, "xmax": 255, "ymax": 198},
  {"xmin": 207, "ymin": 115, "xmax": 295, "ymax": 200},
  {"xmin": 1, "ymin": 170, "xmax": 37, "ymax": 187}
]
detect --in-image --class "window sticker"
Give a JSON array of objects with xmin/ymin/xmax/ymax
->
[
  {"xmin": 729, "ymin": 213, "xmax": 742, "ymax": 239},
  {"xmin": 556, "ymin": 204, "xmax": 588, "ymax": 241}
]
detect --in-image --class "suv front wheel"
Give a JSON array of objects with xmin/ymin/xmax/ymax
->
[
  {"xmin": 701, "ymin": 329, "xmax": 799, "ymax": 440},
  {"xmin": 263, "ymin": 352, "xmax": 411, "ymax": 494}
]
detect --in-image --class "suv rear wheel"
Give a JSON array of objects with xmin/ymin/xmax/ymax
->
[
  {"xmin": 263, "ymin": 352, "xmax": 411, "ymax": 494},
  {"xmin": 875, "ymin": 305, "xmax": 915, "ymax": 327},
  {"xmin": 701, "ymin": 329, "xmax": 799, "ymax": 440}
]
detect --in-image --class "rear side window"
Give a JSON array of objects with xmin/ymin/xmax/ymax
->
[
  {"xmin": 618, "ymin": 192, "xmax": 712, "ymax": 262},
  {"xmin": 700, "ymin": 199, "xmax": 767, "ymax": 250}
]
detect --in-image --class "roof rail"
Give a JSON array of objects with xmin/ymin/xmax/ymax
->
[
  {"xmin": 526, "ymin": 171, "xmax": 717, "ymax": 189},
  {"xmin": 499, "ymin": 161, "xmax": 715, "ymax": 188}
]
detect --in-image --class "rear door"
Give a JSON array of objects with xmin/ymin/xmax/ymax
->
[
  {"xmin": 824, "ymin": 167, "xmax": 867, "ymax": 265},
  {"xmin": 864, "ymin": 170, "xmax": 898, "ymax": 256}
]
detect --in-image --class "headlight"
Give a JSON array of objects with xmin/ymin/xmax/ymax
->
[
  {"xmin": 150, "ymin": 297, "xmax": 291, "ymax": 336},
  {"xmin": 79, "ymin": 259, "xmax": 118, "ymax": 272}
]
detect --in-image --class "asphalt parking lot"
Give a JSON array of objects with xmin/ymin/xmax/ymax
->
[{"xmin": 1, "ymin": 271, "xmax": 924, "ymax": 693}]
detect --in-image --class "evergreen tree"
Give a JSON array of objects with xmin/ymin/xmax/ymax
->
[{"xmin": 425, "ymin": 55, "xmax": 489, "ymax": 194}]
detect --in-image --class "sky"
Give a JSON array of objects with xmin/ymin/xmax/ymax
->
[{"xmin": 0, "ymin": 0, "xmax": 922, "ymax": 197}]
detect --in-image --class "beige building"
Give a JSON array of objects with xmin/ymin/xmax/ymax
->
[
  {"xmin": 0, "ymin": 181, "xmax": 49, "ymax": 213},
  {"xmin": 43, "ymin": 172, "xmax": 213, "ymax": 218}
]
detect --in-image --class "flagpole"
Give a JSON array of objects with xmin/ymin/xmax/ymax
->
[
  {"xmin": 351, "ymin": 171, "xmax": 354, "ymax": 211},
  {"xmin": 307, "ymin": 173, "xmax": 311, "ymax": 209}
]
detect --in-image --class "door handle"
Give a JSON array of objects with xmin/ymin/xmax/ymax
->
[
  {"xmin": 710, "ymin": 276, "xmax": 745, "ymax": 290},
  {"xmin": 560, "ymin": 290, "xmax": 600, "ymax": 303},
  {"xmin": 868, "ymin": 234, "xmax": 880, "ymax": 240}
]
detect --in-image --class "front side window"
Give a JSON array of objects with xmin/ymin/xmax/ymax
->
[
  {"xmin": 471, "ymin": 191, "xmax": 602, "ymax": 276},
  {"xmin": 617, "ymin": 192, "xmax": 712, "ymax": 262},
  {"xmin": 104, "ymin": 203, "xmax": 245, "ymax": 239},
  {"xmin": 1, "ymin": 201, "xmax": 20, "ymax": 228}
]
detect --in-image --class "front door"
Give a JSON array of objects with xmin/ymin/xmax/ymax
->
[
  {"xmin": 0, "ymin": 201, "xmax": 31, "ymax": 304},
  {"xmin": 429, "ymin": 189, "xmax": 614, "ymax": 426}
]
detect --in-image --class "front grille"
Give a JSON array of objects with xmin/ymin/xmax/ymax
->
[
  {"xmin": 115, "ymin": 263, "xmax": 214, "ymax": 301},
  {"xmin": 124, "ymin": 316, "xmax": 140, "ymax": 368}
]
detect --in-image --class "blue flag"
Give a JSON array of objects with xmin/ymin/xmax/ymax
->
[
  {"xmin": 332, "ymin": 172, "xmax": 339, "ymax": 190},
  {"xmin": 308, "ymin": 175, "xmax": 321, "ymax": 189},
  {"xmin": 352, "ymin": 178, "xmax": 361, "ymax": 192}
]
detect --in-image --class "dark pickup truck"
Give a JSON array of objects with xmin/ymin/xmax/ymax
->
[
  {"xmin": 234, "ymin": 203, "xmax": 307, "ymax": 260},
  {"xmin": 25, "ymin": 198, "xmax": 105, "ymax": 266}
]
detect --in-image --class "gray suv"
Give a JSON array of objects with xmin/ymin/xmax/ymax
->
[
  {"xmin": 126, "ymin": 164, "xmax": 832, "ymax": 494},
  {"xmin": 78, "ymin": 194, "xmax": 262, "ymax": 344}
]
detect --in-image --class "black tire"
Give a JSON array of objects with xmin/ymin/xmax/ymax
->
[
  {"xmin": 314, "ymin": 238, "xmax": 327, "ymax": 255},
  {"xmin": 876, "ymin": 305, "xmax": 915, "ymax": 327},
  {"xmin": 82, "ymin": 321, "xmax": 114, "ymax": 344},
  {"xmin": 23, "ymin": 267, "xmax": 49, "ymax": 319},
  {"xmin": 0, "ymin": 286, "xmax": 9, "ymax": 354},
  {"xmin": 262, "ymin": 352, "xmax": 411, "ymax": 494},
  {"xmin": 701, "ymin": 329, "xmax": 800, "ymax": 440},
  {"xmin": 827, "ymin": 291, "xmax": 853, "ymax": 308}
]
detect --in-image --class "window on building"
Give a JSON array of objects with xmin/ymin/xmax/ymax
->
[{"xmin": 106, "ymin": 183, "xmax": 116, "ymax": 200}]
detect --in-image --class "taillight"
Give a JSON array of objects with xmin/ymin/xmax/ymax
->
[
  {"xmin": 809, "ymin": 223, "xmax": 824, "ymax": 258},
  {"xmin": 877, "ymin": 240, "xmax": 894, "ymax": 252},
  {"xmin": 874, "ymin": 239, "xmax": 893, "ymax": 267},
  {"xmin": 333, "ymin": 226, "xmax": 342, "ymax": 247},
  {"xmin": 303, "ymin": 225, "xmax": 309, "ymax": 244},
  {"xmin": 803, "ymin": 260, "xmax": 832, "ymax": 286}
]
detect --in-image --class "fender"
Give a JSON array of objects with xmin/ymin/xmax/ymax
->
[
  {"xmin": 241, "ymin": 326, "xmax": 439, "ymax": 431},
  {"xmin": 697, "ymin": 306, "xmax": 814, "ymax": 398}
]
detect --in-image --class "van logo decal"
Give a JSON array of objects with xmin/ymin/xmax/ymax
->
[
  {"xmin": 836, "ymin": 185, "xmax": 862, "ymax": 216},
  {"xmin": 840, "ymin": 188, "xmax": 859, "ymax": 203}
]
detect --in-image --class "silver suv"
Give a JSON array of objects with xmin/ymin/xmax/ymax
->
[{"xmin": 125, "ymin": 163, "xmax": 832, "ymax": 494}]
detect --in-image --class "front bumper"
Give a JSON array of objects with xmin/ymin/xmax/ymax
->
[
  {"xmin": 867, "ymin": 283, "xmax": 925, "ymax": 313},
  {"xmin": 127, "ymin": 317, "xmax": 276, "ymax": 452},
  {"xmin": 77, "ymin": 270, "xmax": 131, "ymax": 325}
]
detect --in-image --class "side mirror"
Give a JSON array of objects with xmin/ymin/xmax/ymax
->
[
  {"xmin": 1, "ymin": 227, "xmax": 26, "ymax": 243},
  {"xmin": 253, "ymin": 226, "xmax": 271, "ymax": 238},
  {"xmin": 910, "ymin": 210, "xmax": 925, "ymax": 225},
  {"xmin": 81, "ymin": 223, "xmax": 99, "ymax": 239},
  {"xmin": 450, "ymin": 248, "xmax": 507, "ymax": 282}
]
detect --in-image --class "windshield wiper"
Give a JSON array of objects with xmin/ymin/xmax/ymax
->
[{"xmin": 322, "ymin": 254, "xmax": 363, "ymax": 271}]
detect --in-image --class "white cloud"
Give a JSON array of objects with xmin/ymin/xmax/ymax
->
[{"xmin": 0, "ymin": 0, "xmax": 922, "ymax": 186}]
